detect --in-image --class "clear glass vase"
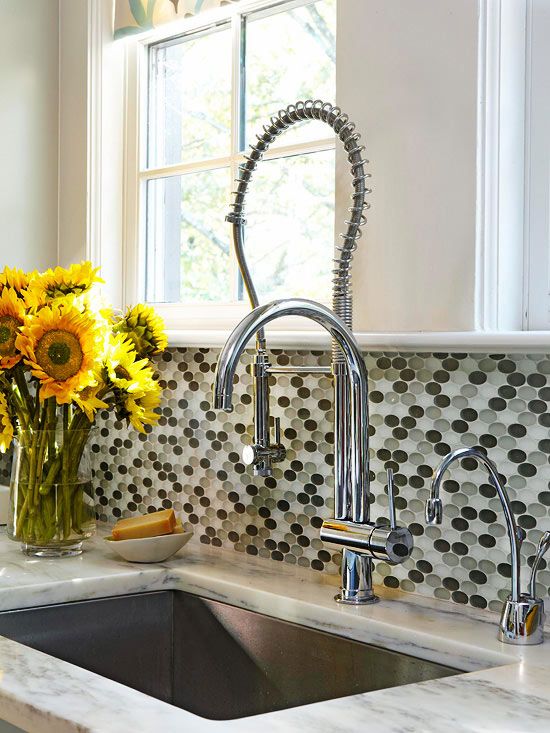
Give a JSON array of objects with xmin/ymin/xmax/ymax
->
[{"xmin": 8, "ymin": 428, "xmax": 96, "ymax": 557}]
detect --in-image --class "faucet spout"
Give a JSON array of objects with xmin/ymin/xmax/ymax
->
[
  {"xmin": 426, "ymin": 446, "xmax": 523, "ymax": 603},
  {"xmin": 214, "ymin": 297, "xmax": 414, "ymax": 604},
  {"xmin": 214, "ymin": 298, "xmax": 370, "ymax": 523}
]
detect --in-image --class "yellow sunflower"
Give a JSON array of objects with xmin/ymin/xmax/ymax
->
[
  {"xmin": 112, "ymin": 304, "xmax": 167, "ymax": 358},
  {"xmin": 0, "ymin": 287, "xmax": 26, "ymax": 369},
  {"xmin": 105, "ymin": 333, "xmax": 156, "ymax": 396},
  {"xmin": 0, "ymin": 267, "xmax": 33, "ymax": 298},
  {"xmin": 25, "ymin": 261, "xmax": 103, "ymax": 309},
  {"xmin": 0, "ymin": 392, "xmax": 14, "ymax": 453},
  {"xmin": 124, "ymin": 382, "xmax": 162, "ymax": 433},
  {"xmin": 72, "ymin": 382, "xmax": 109, "ymax": 422},
  {"xmin": 16, "ymin": 304, "xmax": 103, "ymax": 403}
]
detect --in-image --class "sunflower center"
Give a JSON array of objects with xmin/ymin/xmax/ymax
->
[
  {"xmin": 0, "ymin": 315, "xmax": 22, "ymax": 356},
  {"xmin": 36, "ymin": 330, "xmax": 83, "ymax": 382},
  {"xmin": 48, "ymin": 342, "xmax": 71, "ymax": 365}
]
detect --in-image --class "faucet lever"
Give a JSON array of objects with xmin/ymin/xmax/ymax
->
[
  {"xmin": 274, "ymin": 417, "xmax": 281, "ymax": 446},
  {"xmin": 425, "ymin": 497, "xmax": 443, "ymax": 525},
  {"xmin": 387, "ymin": 468, "xmax": 397, "ymax": 530},
  {"xmin": 529, "ymin": 530, "xmax": 550, "ymax": 598}
]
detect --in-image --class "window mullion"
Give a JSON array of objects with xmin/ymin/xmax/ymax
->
[{"xmin": 140, "ymin": 155, "xmax": 234, "ymax": 180}]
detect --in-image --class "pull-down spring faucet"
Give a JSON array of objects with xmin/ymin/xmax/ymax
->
[
  {"xmin": 214, "ymin": 299, "xmax": 413, "ymax": 604},
  {"xmin": 214, "ymin": 101, "xmax": 413, "ymax": 604}
]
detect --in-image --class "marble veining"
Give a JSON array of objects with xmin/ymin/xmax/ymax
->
[{"xmin": 0, "ymin": 530, "xmax": 548, "ymax": 732}]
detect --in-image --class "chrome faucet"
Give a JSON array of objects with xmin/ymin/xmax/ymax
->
[
  {"xmin": 427, "ymin": 447, "xmax": 549, "ymax": 644},
  {"xmin": 214, "ymin": 298, "xmax": 413, "ymax": 604}
]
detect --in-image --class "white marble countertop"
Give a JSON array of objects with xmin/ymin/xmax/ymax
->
[{"xmin": 0, "ymin": 530, "xmax": 548, "ymax": 732}]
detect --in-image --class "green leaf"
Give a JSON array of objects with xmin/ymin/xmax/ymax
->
[{"xmin": 129, "ymin": 0, "xmax": 148, "ymax": 26}]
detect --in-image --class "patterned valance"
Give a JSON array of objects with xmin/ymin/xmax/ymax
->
[{"xmin": 114, "ymin": 0, "xmax": 241, "ymax": 39}]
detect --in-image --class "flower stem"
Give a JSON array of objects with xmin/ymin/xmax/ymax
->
[
  {"xmin": 13, "ymin": 365, "xmax": 33, "ymax": 419},
  {"xmin": 61, "ymin": 404, "xmax": 71, "ymax": 538}
]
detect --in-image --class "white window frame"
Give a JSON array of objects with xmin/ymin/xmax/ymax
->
[
  {"xmin": 476, "ymin": 0, "xmax": 527, "ymax": 333},
  {"xmin": 479, "ymin": 0, "xmax": 550, "ymax": 336},
  {"xmin": 523, "ymin": 0, "xmax": 550, "ymax": 330},
  {"xmin": 122, "ymin": 0, "xmax": 336, "ymax": 336}
]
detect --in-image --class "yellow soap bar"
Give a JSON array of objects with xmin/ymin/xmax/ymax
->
[{"xmin": 112, "ymin": 509, "xmax": 176, "ymax": 540}]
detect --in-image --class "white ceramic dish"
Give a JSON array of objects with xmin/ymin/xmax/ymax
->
[{"xmin": 104, "ymin": 531, "xmax": 193, "ymax": 563}]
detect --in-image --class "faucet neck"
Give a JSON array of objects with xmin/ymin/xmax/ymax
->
[
  {"xmin": 213, "ymin": 298, "xmax": 371, "ymax": 523},
  {"xmin": 429, "ymin": 447, "xmax": 523, "ymax": 602}
]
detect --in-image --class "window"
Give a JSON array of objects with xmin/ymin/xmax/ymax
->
[{"xmin": 140, "ymin": 0, "xmax": 336, "ymax": 312}]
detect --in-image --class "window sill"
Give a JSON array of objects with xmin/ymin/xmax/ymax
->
[{"xmin": 167, "ymin": 329, "xmax": 550, "ymax": 352}]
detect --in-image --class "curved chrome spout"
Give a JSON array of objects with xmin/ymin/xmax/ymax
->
[
  {"xmin": 214, "ymin": 298, "xmax": 370, "ymax": 524},
  {"xmin": 214, "ymin": 297, "xmax": 414, "ymax": 605},
  {"xmin": 426, "ymin": 447, "xmax": 523, "ymax": 603}
]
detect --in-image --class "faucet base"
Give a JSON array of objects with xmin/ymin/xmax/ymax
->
[
  {"xmin": 498, "ymin": 594, "xmax": 545, "ymax": 645},
  {"xmin": 337, "ymin": 549, "xmax": 378, "ymax": 605},
  {"xmin": 335, "ymin": 591, "xmax": 379, "ymax": 605}
]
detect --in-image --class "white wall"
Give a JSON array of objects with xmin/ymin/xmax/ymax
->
[
  {"xmin": 58, "ymin": 0, "xmax": 88, "ymax": 268},
  {"xmin": 0, "ymin": 0, "xmax": 59, "ymax": 273},
  {"xmin": 337, "ymin": 0, "xmax": 479, "ymax": 332}
]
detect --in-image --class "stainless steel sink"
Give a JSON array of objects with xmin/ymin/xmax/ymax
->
[{"xmin": 0, "ymin": 591, "xmax": 459, "ymax": 720}]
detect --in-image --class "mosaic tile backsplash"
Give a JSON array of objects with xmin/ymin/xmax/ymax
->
[{"xmin": 89, "ymin": 348, "xmax": 550, "ymax": 614}]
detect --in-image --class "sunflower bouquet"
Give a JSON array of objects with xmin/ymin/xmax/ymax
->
[{"xmin": 0, "ymin": 262, "xmax": 167, "ymax": 555}]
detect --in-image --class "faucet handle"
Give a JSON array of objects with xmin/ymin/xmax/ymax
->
[
  {"xmin": 242, "ymin": 417, "xmax": 286, "ymax": 476},
  {"xmin": 387, "ymin": 468, "xmax": 397, "ymax": 530},
  {"xmin": 529, "ymin": 530, "xmax": 550, "ymax": 598},
  {"xmin": 425, "ymin": 497, "xmax": 443, "ymax": 525},
  {"xmin": 321, "ymin": 467, "xmax": 415, "ymax": 566},
  {"xmin": 274, "ymin": 416, "xmax": 282, "ymax": 446}
]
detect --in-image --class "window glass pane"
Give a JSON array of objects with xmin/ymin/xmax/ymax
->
[
  {"xmin": 245, "ymin": 0, "xmax": 336, "ymax": 149},
  {"xmin": 145, "ymin": 169, "xmax": 231, "ymax": 303},
  {"xmin": 244, "ymin": 150, "xmax": 334, "ymax": 301},
  {"xmin": 148, "ymin": 27, "xmax": 232, "ymax": 167}
]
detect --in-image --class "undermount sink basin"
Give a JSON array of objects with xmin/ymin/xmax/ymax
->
[{"xmin": 0, "ymin": 591, "xmax": 459, "ymax": 720}]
